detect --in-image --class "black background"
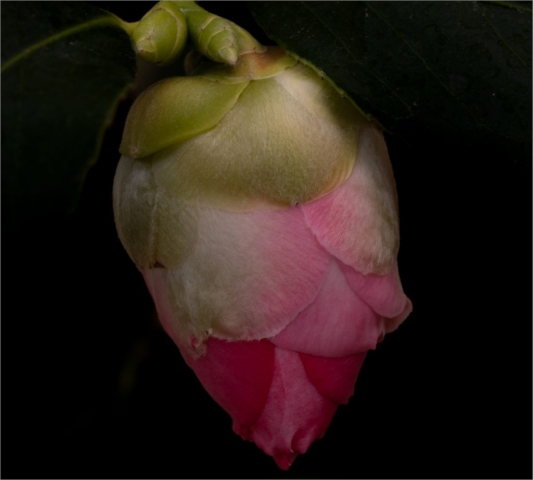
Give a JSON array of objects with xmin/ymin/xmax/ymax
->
[{"xmin": 3, "ymin": 2, "xmax": 532, "ymax": 479}]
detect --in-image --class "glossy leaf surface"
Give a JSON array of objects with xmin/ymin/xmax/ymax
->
[{"xmin": 249, "ymin": 1, "xmax": 532, "ymax": 161}]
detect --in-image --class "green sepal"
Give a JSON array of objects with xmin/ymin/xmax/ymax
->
[
  {"xmin": 120, "ymin": 77, "xmax": 249, "ymax": 158},
  {"xmin": 149, "ymin": 74, "xmax": 359, "ymax": 210}
]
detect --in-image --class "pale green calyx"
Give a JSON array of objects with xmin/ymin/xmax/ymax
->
[
  {"xmin": 120, "ymin": 47, "xmax": 296, "ymax": 158},
  {"xmin": 119, "ymin": 47, "xmax": 373, "ymax": 213},
  {"xmin": 121, "ymin": 78, "xmax": 249, "ymax": 158},
  {"xmin": 131, "ymin": 2, "xmax": 187, "ymax": 66}
]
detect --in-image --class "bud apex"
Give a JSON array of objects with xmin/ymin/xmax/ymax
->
[{"xmin": 174, "ymin": 1, "xmax": 266, "ymax": 64}]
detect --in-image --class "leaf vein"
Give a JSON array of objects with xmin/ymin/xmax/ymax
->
[
  {"xmin": 365, "ymin": 2, "xmax": 494, "ymax": 133},
  {"xmin": 300, "ymin": 1, "xmax": 414, "ymax": 116},
  {"xmin": 482, "ymin": 6, "xmax": 530, "ymax": 68}
]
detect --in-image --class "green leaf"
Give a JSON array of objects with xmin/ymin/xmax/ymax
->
[
  {"xmin": 249, "ymin": 1, "xmax": 532, "ymax": 161},
  {"xmin": 2, "ymin": 2, "xmax": 136, "ymax": 233}
]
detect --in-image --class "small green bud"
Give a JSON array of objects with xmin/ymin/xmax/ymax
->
[
  {"xmin": 131, "ymin": 1, "xmax": 188, "ymax": 66},
  {"xmin": 173, "ymin": 1, "xmax": 266, "ymax": 65}
]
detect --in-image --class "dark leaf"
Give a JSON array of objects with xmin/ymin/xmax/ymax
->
[
  {"xmin": 2, "ymin": 2, "xmax": 136, "ymax": 233},
  {"xmin": 249, "ymin": 1, "xmax": 532, "ymax": 162}
]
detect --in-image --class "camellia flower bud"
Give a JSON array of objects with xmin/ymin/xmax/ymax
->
[{"xmin": 114, "ymin": 46, "xmax": 412, "ymax": 469}]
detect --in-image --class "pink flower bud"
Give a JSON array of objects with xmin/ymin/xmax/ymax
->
[{"xmin": 114, "ymin": 47, "xmax": 412, "ymax": 469}]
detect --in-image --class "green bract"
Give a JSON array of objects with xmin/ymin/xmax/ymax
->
[
  {"xmin": 120, "ymin": 47, "xmax": 370, "ymax": 206},
  {"xmin": 121, "ymin": 78, "xmax": 250, "ymax": 157}
]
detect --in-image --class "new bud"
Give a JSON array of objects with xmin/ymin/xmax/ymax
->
[{"xmin": 131, "ymin": 1, "xmax": 187, "ymax": 66}]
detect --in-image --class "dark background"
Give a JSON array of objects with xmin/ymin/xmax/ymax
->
[{"xmin": 3, "ymin": 2, "xmax": 532, "ymax": 479}]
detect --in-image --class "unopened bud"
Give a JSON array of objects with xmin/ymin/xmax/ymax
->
[{"xmin": 131, "ymin": 1, "xmax": 187, "ymax": 66}]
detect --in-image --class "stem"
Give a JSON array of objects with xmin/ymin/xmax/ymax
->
[{"xmin": 107, "ymin": 12, "xmax": 138, "ymax": 36}]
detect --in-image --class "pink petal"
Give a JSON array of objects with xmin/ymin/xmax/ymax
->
[
  {"xmin": 340, "ymin": 262, "xmax": 413, "ymax": 334},
  {"xmin": 271, "ymin": 259, "xmax": 383, "ymax": 357},
  {"xmin": 247, "ymin": 347, "xmax": 338, "ymax": 470},
  {"xmin": 302, "ymin": 128, "xmax": 400, "ymax": 275},
  {"xmin": 180, "ymin": 339, "xmax": 341, "ymax": 471},
  {"xmin": 299, "ymin": 352, "xmax": 367, "ymax": 405},
  {"xmin": 143, "ymin": 205, "xmax": 330, "ymax": 353},
  {"xmin": 180, "ymin": 338, "xmax": 275, "ymax": 428},
  {"xmin": 385, "ymin": 296, "xmax": 413, "ymax": 334},
  {"xmin": 340, "ymin": 261, "xmax": 411, "ymax": 320}
]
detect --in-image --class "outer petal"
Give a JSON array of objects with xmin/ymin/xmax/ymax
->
[
  {"xmin": 179, "ymin": 339, "xmax": 347, "ymax": 471},
  {"xmin": 143, "ymin": 205, "xmax": 330, "ymax": 355},
  {"xmin": 113, "ymin": 156, "xmax": 198, "ymax": 270},
  {"xmin": 385, "ymin": 296, "xmax": 413, "ymax": 334},
  {"xmin": 245, "ymin": 347, "xmax": 338, "ymax": 470},
  {"xmin": 299, "ymin": 352, "xmax": 367, "ymax": 405},
  {"xmin": 270, "ymin": 259, "xmax": 383, "ymax": 357},
  {"xmin": 340, "ymin": 261, "xmax": 413, "ymax": 334},
  {"xmin": 180, "ymin": 338, "xmax": 275, "ymax": 428},
  {"xmin": 302, "ymin": 128, "xmax": 400, "ymax": 275}
]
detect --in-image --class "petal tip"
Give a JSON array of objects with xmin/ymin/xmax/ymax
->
[
  {"xmin": 232, "ymin": 422, "xmax": 251, "ymax": 441},
  {"xmin": 385, "ymin": 296, "xmax": 413, "ymax": 334},
  {"xmin": 273, "ymin": 451, "xmax": 298, "ymax": 470}
]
